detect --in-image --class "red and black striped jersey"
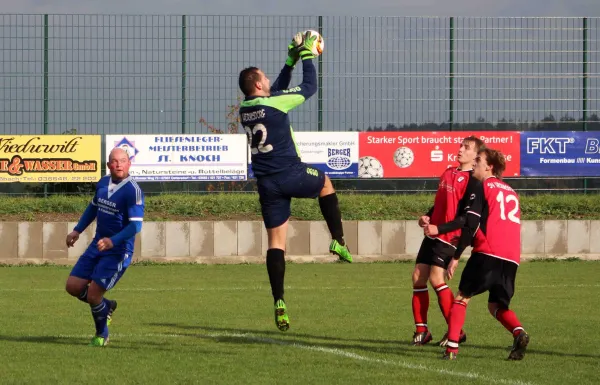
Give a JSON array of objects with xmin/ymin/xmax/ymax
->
[
  {"xmin": 427, "ymin": 167, "xmax": 476, "ymax": 247},
  {"xmin": 460, "ymin": 177, "xmax": 521, "ymax": 265}
]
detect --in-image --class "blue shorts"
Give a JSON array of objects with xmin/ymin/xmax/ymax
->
[
  {"xmin": 257, "ymin": 162, "xmax": 326, "ymax": 229},
  {"xmin": 70, "ymin": 245, "xmax": 133, "ymax": 291}
]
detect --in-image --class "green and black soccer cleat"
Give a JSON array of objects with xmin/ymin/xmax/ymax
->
[
  {"xmin": 330, "ymin": 240, "xmax": 353, "ymax": 263},
  {"xmin": 274, "ymin": 299, "xmax": 290, "ymax": 332},
  {"xmin": 89, "ymin": 335, "xmax": 109, "ymax": 347}
]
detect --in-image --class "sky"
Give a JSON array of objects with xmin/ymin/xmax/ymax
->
[
  {"xmin": 1, "ymin": 1, "xmax": 599, "ymax": 135},
  {"xmin": 0, "ymin": 0, "xmax": 599, "ymax": 17}
]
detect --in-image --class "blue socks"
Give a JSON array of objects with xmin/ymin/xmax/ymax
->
[{"xmin": 90, "ymin": 298, "xmax": 111, "ymax": 338}]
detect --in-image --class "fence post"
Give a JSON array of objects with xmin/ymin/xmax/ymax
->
[
  {"xmin": 318, "ymin": 15, "xmax": 323, "ymax": 132},
  {"xmin": 449, "ymin": 17, "xmax": 454, "ymax": 132},
  {"xmin": 181, "ymin": 15, "xmax": 187, "ymax": 134},
  {"xmin": 43, "ymin": 14, "xmax": 49, "ymax": 135},
  {"xmin": 43, "ymin": 14, "xmax": 49, "ymax": 197},
  {"xmin": 583, "ymin": 17, "xmax": 588, "ymax": 193},
  {"xmin": 583, "ymin": 17, "xmax": 588, "ymax": 132}
]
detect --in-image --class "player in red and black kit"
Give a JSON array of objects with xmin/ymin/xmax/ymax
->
[
  {"xmin": 411, "ymin": 136, "xmax": 485, "ymax": 346},
  {"xmin": 439, "ymin": 148, "xmax": 530, "ymax": 361}
]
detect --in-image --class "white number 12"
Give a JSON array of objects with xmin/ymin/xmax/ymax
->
[
  {"xmin": 496, "ymin": 191, "xmax": 520, "ymax": 224},
  {"xmin": 244, "ymin": 124, "xmax": 273, "ymax": 155}
]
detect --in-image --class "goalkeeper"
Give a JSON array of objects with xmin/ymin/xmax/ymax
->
[{"xmin": 238, "ymin": 31, "xmax": 352, "ymax": 332}]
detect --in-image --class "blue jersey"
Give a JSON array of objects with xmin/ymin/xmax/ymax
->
[
  {"xmin": 78, "ymin": 175, "xmax": 145, "ymax": 255},
  {"xmin": 240, "ymin": 59, "xmax": 317, "ymax": 177}
]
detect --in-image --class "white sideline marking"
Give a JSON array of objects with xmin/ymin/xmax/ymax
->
[
  {"xmin": 49, "ymin": 332, "xmax": 534, "ymax": 385},
  {"xmin": 1, "ymin": 284, "xmax": 598, "ymax": 293},
  {"xmin": 214, "ymin": 332, "xmax": 535, "ymax": 385}
]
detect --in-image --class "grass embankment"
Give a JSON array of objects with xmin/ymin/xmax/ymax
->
[{"xmin": 0, "ymin": 193, "xmax": 598, "ymax": 221}]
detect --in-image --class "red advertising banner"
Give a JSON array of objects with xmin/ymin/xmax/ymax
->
[{"xmin": 358, "ymin": 131, "xmax": 521, "ymax": 178}]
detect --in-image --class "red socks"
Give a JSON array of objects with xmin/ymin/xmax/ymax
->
[
  {"xmin": 434, "ymin": 283, "xmax": 454, "ymax": 323},
  {"xmin": 446, "ymin": 299, "xmax": 468, "ymax": 353},
  {"xmin": 495, "ymin": 308, "xmax": 524, "ymax": 337},
  {"xmin": 412, "ymin": 285, "xmax": 429, "ymax": 332}
]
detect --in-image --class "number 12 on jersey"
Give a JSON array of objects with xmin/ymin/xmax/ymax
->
[
  {"xmin": 244, "ymin": 124, "xmax": 273, "ymax": 155},
  {"xmin": 496, "ymin": 191, "xmax": 520, "ymax": 224}
]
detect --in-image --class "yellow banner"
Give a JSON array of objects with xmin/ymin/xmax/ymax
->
[{"xmin": 0, "ymin": 135, "xmax": 101, "ymax": 183}]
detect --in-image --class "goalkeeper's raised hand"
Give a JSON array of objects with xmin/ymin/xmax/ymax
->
[
  {"xmin": 296, "ymin": 31, "xmax": 318, "ymax": 61},
  {"xmin": 285, "ymin": 32, "xmax": 303, "ymax": 67}
]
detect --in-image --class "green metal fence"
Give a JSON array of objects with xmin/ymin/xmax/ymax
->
[
  {"xmin": 2, "ymin": 15, "xmax": 600, "ymax": 136},
  {"xmin": 1, "ymin": 15, "xmax": 600, "ymax": 195}
]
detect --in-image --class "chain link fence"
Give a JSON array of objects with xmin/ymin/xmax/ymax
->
[{"xmin": 1, "ymin": 15, "xmax": 599, "ymax": 194}]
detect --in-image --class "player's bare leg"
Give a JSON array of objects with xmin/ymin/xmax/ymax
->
[
  {"xmin": 318, "ymin": 176, "xmax": 352, "ymax": 262},
  {"xmin": 266, "ymin": 221, "xmax": 290, "ymax": 331},
  {"xmin": 411, "ymin": 263, "xmax": 432, "ymax": 345},
  {"xmin": 66, "ymin": 276, "xmax": 117, "ymax": 326},
  {"xmin": 65, "ymin": 276, "xmax": 91, "ymax": 300},
  {"xmin": 430, "ymin": 266, "xmax": 467, "ymax": 346},
  {"xmin": 442, "ymin": 293, "xmax": 472, "ymax": 359},
  {"xmin": 488, "ymin": 303, "xmax": 529, "ymax": 360}
]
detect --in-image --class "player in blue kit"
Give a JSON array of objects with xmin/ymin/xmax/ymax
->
[
  {"xmin": 65, "ymin": 147, "xmax": 144, "ymax": 347},
  {"xmin": 238, "ymin": 32, "xmax": 353, "ymax": 332}
]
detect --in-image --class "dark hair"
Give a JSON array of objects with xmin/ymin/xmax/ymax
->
[
  {"xmin": 479, "ymin": 148, "xmax": 506, "ymax": 178},
  {"xmin": 238, "ymin": 67, "xmax": 261, "ymax": 96},
  {"xmin": 462, "ymin": 135, "xmax": 486, "ymax": 153}
]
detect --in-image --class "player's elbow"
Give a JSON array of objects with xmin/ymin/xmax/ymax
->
[
  {"xmin": 303, "ymin": 83, "xmax": 318, "ymax": 99},
  {"xmin": 298, "ymin": 80, "xmax": 317, "ymax": 99},
  {"xmin": 455, "ymin": 215, "xmax": 467, "ymax": 228},
  {"xmin": 133, "ymin": 221, "xmax": 143, "ymax": 234},
  {"xmin": 465, "ymin": 215, "xmax": 480, "ymax": 233}
]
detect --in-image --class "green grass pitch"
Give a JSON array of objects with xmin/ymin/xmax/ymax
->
[{"xmin": 0, "ymin": 261, "xmax": 598, "ymax": 384}]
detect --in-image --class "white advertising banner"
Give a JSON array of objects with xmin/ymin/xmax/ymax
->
[
  {"xmin": 294, "ymin": 132, "xmax": 359, "ymax": 178},
  {"xmin": 106, "ymin": 134, "xmax": 248, "ymax": 181}
]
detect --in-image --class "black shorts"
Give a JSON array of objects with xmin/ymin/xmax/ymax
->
[
  {"xmin": 256, "ymin": 162, "xmax": 326, "ymax": 229},
  {"xmin": 415, "ymin": 236, "xmax": 456, "ymax": 269},
  {"xmin": 458, "ymin": 252, "xmax": 518, "ymax": 309}
]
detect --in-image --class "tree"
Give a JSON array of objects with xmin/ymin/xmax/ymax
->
[
  {"xmin": 196, "ymin": 95, "xmax": 252, "ymax": 192},
  {"xmin": 198, "ymin": 95, "xmax": 243, "ymax": 134}
]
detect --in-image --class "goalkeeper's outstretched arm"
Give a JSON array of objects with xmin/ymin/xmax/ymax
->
[
  {"xmin": 265, "ymin": 32, "xmax": 318, "ymax": 112},
  {"xmin": 271, "ymin": 65, "xmax": 293, "ymax": 93},
  {"xmin": 268, "ymin": 59, "xmax": 317, "ymax": 113},
  {"xmin": 271, "ymin": 33, "xmax": 303, "ymax": 93},
  {"xmin": 294, "ymin": 58, "xmax": 318, "ymax": 99}
]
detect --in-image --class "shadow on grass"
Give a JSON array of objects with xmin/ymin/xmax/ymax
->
[
  {"xmin": 464, "ymin": 343, "xmax": 600, "ymax": 360},
  {"xmin": 0, "ymin": 334, "xmax": 174, "ymax": 351},
  {"xmin": 147, "ymin": 322, "xmax": 446, "ymax": 358},
  {"xmin": 0, "ymin": 335, "xmax": 89, "ymax": 346},
  {"xmin": 148, "ymin": 323, "xmax": 600, "ymax": 360},
  {"xmin": 149, "ymin": 322, "xmax": 402, "ymax": 345}
]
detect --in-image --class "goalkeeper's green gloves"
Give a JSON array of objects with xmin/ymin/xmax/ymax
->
[
  {"xmin": 296, "ymin": 31, "xmax": 318, "ymax": 61},
  {"xmin": 285, "ymin": 32, "xmax": 303, "ymax": 67}
]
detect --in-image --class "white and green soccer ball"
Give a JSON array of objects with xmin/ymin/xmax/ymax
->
[
  {"xmin": 358, "ymin": 156, "xmax": 384, "ymax": 178},
  {"xmin": 393, "ymin": 146, "xmax": 414, "ymax": 168},
  {"xmin": 294, "ymin": 29, "xmax": 324, "ymax": 57}
]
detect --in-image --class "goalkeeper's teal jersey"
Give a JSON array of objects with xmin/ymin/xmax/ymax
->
[{"xmin": 240, "ymin": 59, "xmax": 317, "ymax": 177}]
